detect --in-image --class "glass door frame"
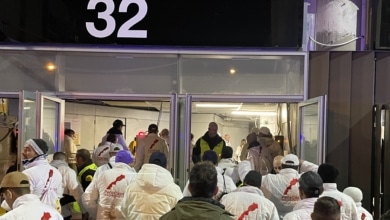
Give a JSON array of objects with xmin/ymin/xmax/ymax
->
[
  {"xmin": 297, "ymin": 95, "xmax": 327, "ymax": 164},
  {"xmin": 178, "ymin": 94, "xmax": 304, "ymax": 186},
  {"xmin": 37, "ymin": 93, "xmax": 65, "ymax": 153}
]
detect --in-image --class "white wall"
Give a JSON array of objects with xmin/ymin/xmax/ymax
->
[{"xmin": 65, "ymin": 103, "xmax": 250, "ymax": 152}]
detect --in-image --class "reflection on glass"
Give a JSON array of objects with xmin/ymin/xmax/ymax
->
[
  {"xmin": 42, "ymin": 99, "xmax": 59, "ymax": 154},
  {"xmin": 23, "ymin": 99, "xmax": 36, "ymax": 142},
  {"xmin": 300, "ymin": 103, "xmax": 319, "ymax": 164}
]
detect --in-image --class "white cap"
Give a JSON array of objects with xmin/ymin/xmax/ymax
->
[
  {"xmin": 343, "ymin": 187, "xmax": 363, "ymax": 203},
  {"xmin": 238, "ymin": 160, "xmax": 251, "ymax": 182},
  {"xmin": 281, "ymin": 154, "xmax": 299, "ymax": 166}
]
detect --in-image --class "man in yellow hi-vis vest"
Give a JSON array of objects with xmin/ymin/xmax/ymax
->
[
  {"xmin": 76, "ymin": 149, "xmax": 97, "ymax": 191},
  {"xmin": 192, "ymin": 122, "xmax": 226, "ymax": 164}
]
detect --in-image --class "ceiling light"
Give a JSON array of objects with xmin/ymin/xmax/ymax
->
[
  {"xmin": 196, "ymin": 103, "xmax": 241, "ymax": 108},
  {"xmin": 229, "ymin": 68, "xmax": 236, "ymax": 74},
  {"xmin": 45, "ymin": 62, "xmax": 56, "ymax": 71},
  {"xmin": 231, "ymin": 111, "xmax": 277, "ymax": 116}
]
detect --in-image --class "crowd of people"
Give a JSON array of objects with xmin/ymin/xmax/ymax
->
[{"xmin": 0, "ymin": 119, "xmax": 382, "ymax": 220}]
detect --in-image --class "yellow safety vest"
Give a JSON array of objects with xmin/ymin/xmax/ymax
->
[
  {"xmin": 200, "ymin": 138, "xmax": 224, "ymax": 161},
  {"xmin": 77, "ymin": 163, "xmax": 97, "ymax": 183}
]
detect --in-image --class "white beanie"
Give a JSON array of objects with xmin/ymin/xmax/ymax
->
[
  {"xmin": 238, "ymin": 160, "xmax": 252, "ymax": 182},
  {"xmin": 343, "ymin": 187, "xmax": 363, "ymax": 203}
]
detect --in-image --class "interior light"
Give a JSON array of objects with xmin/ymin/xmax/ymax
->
[
  {"xmin": 231, "ymin": 111, "xmax": 277, "ymax": 116},
  {"xmin": 196, "ymin": 103, "xmax": 241, "ymax": 108},
  {"xmin": 45, "ymin": 62, "xmax": 56, "ymax": 71},
  {"xmin": 229, "ymin": 68, "xmax": 236, "ymax": 74}
]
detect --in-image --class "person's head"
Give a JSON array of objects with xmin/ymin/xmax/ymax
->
[
  {"xmin": 343, "ymin": 187, "xmax": 363, "ymax": 204},
  {"xmin": 318, "ymin": 163, "xmax": 339, "ymax": 183},
  {"xmin": 207, "ymin": 122, "xmax": 218, "ymax": 138},
  {"xmin": 246, "ymin": 133, "xmax": 257, "ymax": 144},
  {"xmin": 243, "ymin": 170, "xmax": 262, "ymax": 188},
  {"xmin": 224, "ymin": 134, "xmax": 230, "ymax": 141},
  {"xmin": 202, "ymin": 150, "xmax": 218, "ymax": 165},
  {"xmin": 258, "ymin": 127, "xmax": 272, "ymax": 138},
  {"xmin": 115, "ymin": 150, "xmax": 134, "ymax": 165},
  {"xmin": 311, "ymin": 196, "xmax": 341, "ymax": 220},
  {"xmin": 188, "ymin": 161, "xmax": 218, "ymax": 198},
  {"xmin": 148, "ymin": 124, "xmax": 158, "ymax": 134},
  {"xmin": 273, "ymin": 155, "xmax": 284, "ymax": 174},
  {"xmin": 22, "ymin": 139, "xmax": 48, "ymax": 160},
  {"xmin": 0, "ymin": 172, "xmax": 31, "ymax": 209},
  {"xmin": 281, "ymin": 154, "xmax": 299, "ymax": 170},
  {"xmin": 149, "ymin": 152, "xmax": 167, "ymax": 168},
  {"xmin": 53, "ymin": 152, "xmax": 67, "ymax": 161},
  {"xmin": 113, "ymin": 119, "xmax": 125, "ymax": 131},
  {"xmin": 299, "ymin": 171, "xmax": 323, "ymax": 199},
  {"xmin": 106, "ymin": 134, "xmax": 118, "ymax": 143},
  {"xmin": 240, "ymin": 138, "xmax": 247, "ymax": 146},
  {"xmin": 65, "ymin": 129, "xmax": 75, "ymax": 138},
  {"xmin": 221, "ymin": 146, "xmax": 233, "ymax": 159},
  {"xmin": 76, "ymin": 149, "xmax": 91, "ymax": 166},
  {"xmin": 160, "ymin": 128, "xmax": 169, "ymax": 137}
]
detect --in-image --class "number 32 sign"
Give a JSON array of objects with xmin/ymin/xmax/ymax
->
[{"xmin": 86, "ymin": 0, "xmax": 148, "ymax": 38}]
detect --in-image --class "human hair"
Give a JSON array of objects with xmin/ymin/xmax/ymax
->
[
  {"xmin": 318, "ymin": 163, "xmax": 339, "ymax": 183},
  {"xmin": 1, "ymin": 187, "xmax": 31, "ymax": 196},
  {"xmin": 53, "ymin": 152, "xmax": 67, "ymax": 161},
  {"xmin": 221, "ymin": 146, "xmax": 233, "ymax": 159},
  {"xmin": 282, "ymin": 164, "xmax": 299, "ymax": 170},
  {"xmin": 189, "ymin": 161, "xmax": 218, "ymax": 198},
  {"xmin": 76, "ymin": 149, "xmax": 91, "ymax": 162},
  {"xmin": 299, "ymin": 171, "xmax": 323, "ymax": 198},
  {"xmin": 65, "ymin": 129, "xmax": 75, "ymax": 136},
  {"xmin": 311, "ymin": 196, "xmax": 340, "ymax": 220},
  {"xmin": 106, "ymin": 134, "xmax": 117, "ymax": 143}
]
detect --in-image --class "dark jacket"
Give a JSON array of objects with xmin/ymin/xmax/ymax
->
[
  {"xmin": 160, "ymin": 197, "xmax": 234, "ymax": 220},
  {"xmin": 192, "ymin": 132, "xmax": 226, "ymax": 163}
]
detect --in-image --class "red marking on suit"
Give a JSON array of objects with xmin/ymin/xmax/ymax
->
[
  {"xmin": 41, "ymin": 212, "xmax": 52, "ymax": 220},
  {"xmin": 238, "ymin": 203, "xmax": 259, "ymax": 220},
  {"xmin": 361, "ymin": 213, "xmax": 366, "ymax": 220},
  {"xmin": 150, "ymin": 139, "xmax": 159, "ymax": 149},
  {"xmin": 283, "ymin": 178, "xmax": 298, "ymax": 195},
  {"xmin": 106, "ymin": 174, "xmax": 125, "ymax": 190},
  {"xmin": 43, "ymin": 169, "xmax": 54, "ymax": 190},
  {"xmin": 98, "ymin": 147, "xmax": 109, "ymax": 156},
  {"xmin": 338, "ymin": 200, "xmax": 343, "ymax": 206}
]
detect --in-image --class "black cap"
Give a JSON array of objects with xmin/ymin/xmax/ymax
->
[
  {"xmin": 202, "ymin": 150, "xmax": 218, "ymax": 165},
  {"xmin": 149, "ymin": 152, "xmax": 167, "ymax": 168},
  {"xmin": 113, "ymin": 119, "xmax": 125, "ymax": 128},
  {"xmin": 244, "ymin": 171, "xmax": 262, "ymax": 187},
  {"xmin": 299, "ymin": 171, "xmax": 323, "ymax": 197},
  {"xmin": 148, "ymin": 124, "xmax": 158, "ymax": 133}
]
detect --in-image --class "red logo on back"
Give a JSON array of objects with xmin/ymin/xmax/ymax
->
[
  {"xmin": 41, "ymin": 212, "xmax": 51, "ymax": 220},
  {"xmin": 106, "ymin": 174, "xmax": 125, "ymax": 190},
  {"xmin": 238, "ymin": 203, "xmax": 258, "ymax": 220},
  {"xmin": 283, "ymin": 178, "xmax": 298, "ymax": 195}
]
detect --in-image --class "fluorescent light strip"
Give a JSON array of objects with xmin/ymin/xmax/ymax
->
[
  {"xmin": 231, "ymin": 111, "xmax": 277, "ymax": 116},
  {"xmin": 196, "ymin": 103, "xmax": 241, "ymax": 108}
]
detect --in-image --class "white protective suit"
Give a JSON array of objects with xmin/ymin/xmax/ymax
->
[
  {"xmin": 82, "ymin": 162, "xmax": 137, "ymax": 220},
  {"xmin": 320, "ymin": 183, "xmax": 359, "ymax": 220},
  {"xmin": 218, "ymin": 158, "xmax": 240, "ymax": 184},
  {"xmin": 23, "ymin": 158, "xmax": 63, "ymax": 211},
  {"xmin": 50, "ymin": 159, "xmax": 86, "ymax": 218},
  {"xmin": 93, "ymin": 142, "xmax": 123, "ymax": 167},
  {"xmin": 261, "ymin": 168, "xmax": 301, "ymax": 218},
  {"xmin": 0, "ymin": 194, "xmax": 63, "ymax": 220},
  {"xmin": 121, "ymin": 163, "xmax": 183, "ymax": 220},
  {"xmin": 183, "ymin": 166, "xmax": 237, "ymax": 200},
  {"xmin": 101, "ymin": 134, "xmax": 128, "ymax": 151},
  {"xmin": 93, "ymin": 156, "xmax": 117, "ymax": 180},
  {"xmin": 283, "ymin": 197, "xmax": 318, "ymax": 220},
  {"xmin": 220, "ymin": 185, "xmax": 279, "ymax": 220},
  {"xmin": 356, "ymin": 203, "xmax": 373, "ymax": 220}
]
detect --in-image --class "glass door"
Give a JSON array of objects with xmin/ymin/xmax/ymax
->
[
  {"xmin": 18, "ymin": 91, "xmax": 38, "ymax": 170},
  {"xmin": 37, "ymin": 93, "xmax": 65, "ymax": 156},
  {"xmin": 380, "ymin": 105, "xmax": 390, "ymax": 215},
  {"xmin": 297, "ymin": 95, "xmax": 327, "ymax": 164}
]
